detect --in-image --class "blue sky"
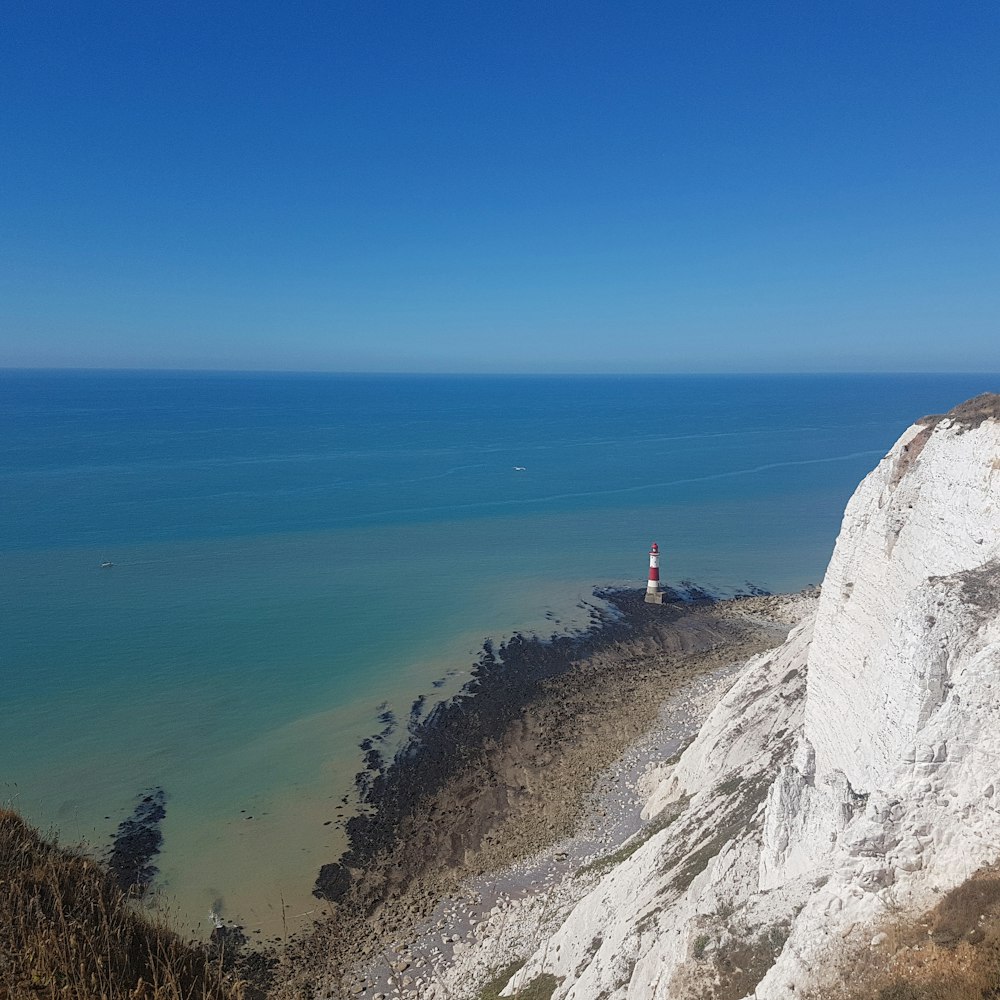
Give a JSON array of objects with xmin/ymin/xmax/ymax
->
[{"xmin": 2, "ymin": 1, "xmax": 998, "ymax": 372}]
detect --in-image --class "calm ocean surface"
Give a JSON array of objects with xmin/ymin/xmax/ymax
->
[{"xmin": 1, "ymin": 371, "xmax": 995, "ymax": 933}]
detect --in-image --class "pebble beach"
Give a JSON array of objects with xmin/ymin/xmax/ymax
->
[{"xmin": 273, "ymin": 588, "xmax": 816, "ymax": 998}]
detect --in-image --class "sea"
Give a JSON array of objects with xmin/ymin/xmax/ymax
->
[{"xmin": 1, "ymin": 370, "xmax": 995, "ymax": 936}]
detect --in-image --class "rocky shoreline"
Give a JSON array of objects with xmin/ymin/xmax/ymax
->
[
  {"xmin": 273, "ymin": 586, "xmax": 807, "ymax": 998},
  {"xmin": 106, "ymin": 787, "xmax": 167, "ymax": 895}
]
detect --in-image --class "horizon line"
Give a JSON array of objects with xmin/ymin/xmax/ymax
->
[{"xmin": 3, "ymin": 366, "xmax": 1000, "ymax": 379}]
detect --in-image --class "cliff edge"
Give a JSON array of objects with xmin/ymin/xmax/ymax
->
[{"xmin": 494, "ymin": 393, "xmax": 1000, "ymax": 999}]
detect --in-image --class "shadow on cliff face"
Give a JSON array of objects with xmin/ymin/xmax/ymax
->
[{"xmin": 805, "ymin": 866, "xmax": 1000, "ymax": 1000}]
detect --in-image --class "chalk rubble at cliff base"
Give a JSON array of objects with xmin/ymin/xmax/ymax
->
[{"xmin": 428, "ymin": 394, "xmax": 1000, "ymax": 1000}]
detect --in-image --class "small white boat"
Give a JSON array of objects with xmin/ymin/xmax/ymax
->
[
  {"xmin": 100, "ymin": 560, "xmax": 114, "ymax": 569},
  {"xmin": 513, "ymin": 466, "xmax": 526, "ymax": 472}
]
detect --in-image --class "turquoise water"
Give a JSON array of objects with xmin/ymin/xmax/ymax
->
[{"xmin": 1, "ymin": 371, "xmax": 995, "ymax": 933}]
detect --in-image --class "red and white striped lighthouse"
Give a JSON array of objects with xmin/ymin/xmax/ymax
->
[{"xmin": 645, "ymin": 541, "xmax": 665, "ymax": 604}]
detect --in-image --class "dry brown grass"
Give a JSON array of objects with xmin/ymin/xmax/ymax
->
[
  {"xmin": 0, "ymin": 808, "xmax": 246, "ymax": 1000},
  {"xmin": 918, "ymin": 392, "xmax": 1000, "ymax": 432},
  {"xmin": 809, "ymin": 867, "xmax": 1000, "ymax": 1000}
]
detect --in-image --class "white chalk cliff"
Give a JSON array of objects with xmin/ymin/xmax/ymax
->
[{"xmin": 501, "ymin": 394, "xmax": 1000, "ymax": 999}]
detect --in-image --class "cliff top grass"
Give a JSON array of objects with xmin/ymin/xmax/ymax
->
[
  {"xmin": 0, "ymin": 807, "xmax": 246, "ymax": 1000},
  {"xmin": 894, "ymin": 391, "xmax": 1000, "ymax": 483},
  {"xmin": 806, "ymin": 865, "xmax": 1000, "ymax": 1000},
  {"xmin": 918, "ymin": 391, "xmax": 1000, "ymax": 431}
]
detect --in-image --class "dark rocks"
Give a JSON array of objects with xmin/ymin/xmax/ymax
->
[
  {"xmin": 376, "ymin": 707, "xmax": 396, "ymax": 740},
  {"xmin": 106, "ymin": 788, "xmax": 166, "ymax": 895},
  {"xmin": 296, "ymin": 586, "xmax": 787, "ymax": 993},
  {"xmin": 208, "ymin": 922, "xmax": 278, "ymax": 1000},
  {"xmin": 312, "ymin": 589, "xmax": 696, "ymax": 904},
  {"xmin": 315, "ymin": 860, "xmax": 354, "ymax": 902},
  {"xmin": 209, "ymin": 921, "xmax": 247, "ymax": 960},
  {"xmin": 409, "ymin": 694, "xmax": 427, "ymax": 728}
]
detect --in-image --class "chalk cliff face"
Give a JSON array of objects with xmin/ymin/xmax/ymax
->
[
  {"xmin": 502, "ymin": 394, "xmax": 1000, "ymax": 999},
  {"xmin": 806, "ymin": 396, "xmax": 1000, "ymax": 794}
]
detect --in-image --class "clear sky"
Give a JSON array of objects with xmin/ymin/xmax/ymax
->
[{"xmin": 2, "ymin": 1, "xmax": 998, "ymax": 372}]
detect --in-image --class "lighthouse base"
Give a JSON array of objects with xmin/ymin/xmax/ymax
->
[{"xmin": 644, "ymin": 589, "xmax": 665, "ymax": 604}]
